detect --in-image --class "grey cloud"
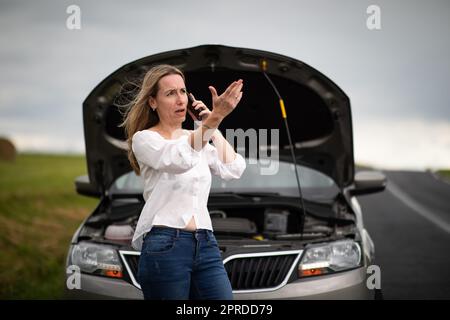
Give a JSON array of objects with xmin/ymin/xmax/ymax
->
[{"xmin": 0, "ymin": 0, "xmax": 449, "ymax": 168}]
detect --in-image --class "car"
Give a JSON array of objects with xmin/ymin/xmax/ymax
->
[{"xmin": 65, "ymin": 44, "xmax": 386, "ymax": 299}]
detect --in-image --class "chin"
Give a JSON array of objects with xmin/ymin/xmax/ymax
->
[{"xmin": 178, "ymin": 117, "xmax": 186, "ymax": 124}]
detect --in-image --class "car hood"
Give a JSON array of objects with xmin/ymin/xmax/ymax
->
[{"xmin": 83, "ymin": 44, "xmax": 354, "ymax": 193}]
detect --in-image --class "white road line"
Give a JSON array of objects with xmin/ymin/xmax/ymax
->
[{"xmin": 386, "ymin": 180, "xmax": 450, "ymax": 235}]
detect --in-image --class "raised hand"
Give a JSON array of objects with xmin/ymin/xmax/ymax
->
[{"xmin": 208, "ymin": 79, "xmax": 243, "ymax": 119}]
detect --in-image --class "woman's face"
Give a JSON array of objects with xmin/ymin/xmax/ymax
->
[{"xmin": 149, "ymin": 74, "xmax": 188, "ymax": 126}]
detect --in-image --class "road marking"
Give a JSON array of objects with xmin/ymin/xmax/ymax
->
[{"xmin": 386, "ymin": 180, "xmax": 450, "ymax": 235}]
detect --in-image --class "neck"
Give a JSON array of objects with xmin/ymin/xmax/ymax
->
[{"xmin": 157, "ymin": 121, "xmax": 183, "ymax": 137}]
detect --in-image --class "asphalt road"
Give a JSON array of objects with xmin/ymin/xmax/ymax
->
[{"xmin": 356, "ymin": 170, "xmax": 450, "ymax": 299}]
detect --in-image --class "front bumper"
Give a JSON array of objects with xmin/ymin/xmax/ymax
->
[
  {"xmin": 64, "ymin": 273, "xmax": 143, "ymax": 299},
  {"xmin": 234, "ymin": 267, "xmax": 372, "ymax": 299},
  {"xmin": 64, "ymin": 267, "xmax": 372, "ymax": 300}
]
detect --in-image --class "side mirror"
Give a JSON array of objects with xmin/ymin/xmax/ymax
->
[
  {"xmin": 350, "ymin": 171, "xmax": 387, "ymax": 196},
  {"xmin": 74, "ymin": 175, "xmax": 101, "ymax": 198}
]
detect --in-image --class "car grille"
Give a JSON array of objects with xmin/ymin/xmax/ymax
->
[
  {"xmin": 223, "ymin": 253, "xmax": 300, "ymax": 291},
  {"xmin": 120, "ymin": 250, "xmax": 301, "ymax": 292}
]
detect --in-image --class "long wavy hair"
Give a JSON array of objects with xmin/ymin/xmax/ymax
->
[{"xmin": 118, "ymin": 64, "xmax": 186, "ymax": 175}]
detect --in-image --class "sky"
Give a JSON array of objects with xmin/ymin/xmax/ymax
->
[{"xmin": 0, "ymin": 0, "xmax": 449, "ymax": 170}]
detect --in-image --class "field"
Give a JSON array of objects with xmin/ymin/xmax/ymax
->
[
  {"xmin": 436, "ymin": 169, "xmax": 450, "ymax": 181},
  {"xmin": 0, "ymin": 153, "xmax": 97, "ymax": 299}
]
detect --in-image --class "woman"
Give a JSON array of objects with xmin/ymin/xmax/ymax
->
[{"xmin": 121, "ymin": 64, "xmax": 246, "ymax": 300}]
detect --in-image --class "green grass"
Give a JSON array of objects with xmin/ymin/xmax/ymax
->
[
  {"xmin": 436, "ymin": 170, "xmax": 450, "ymax": 181},
  {"xmin": 0, "ymin": 153, "xmax": 98, "ymax": 299}
]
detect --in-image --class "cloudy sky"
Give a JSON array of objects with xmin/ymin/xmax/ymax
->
[{"xmin": 0, "ymin": 0, "xmax": 449, "ymax": 170}]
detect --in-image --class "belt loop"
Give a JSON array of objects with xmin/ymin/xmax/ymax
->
[{"xmin": 176, "ymin": 228, "xmax": 180, "ymax": 238}]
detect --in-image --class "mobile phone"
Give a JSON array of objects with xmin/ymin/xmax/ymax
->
[{"xmin": 187, "ymin": 92, "xmax": 202, "ymax": 121}]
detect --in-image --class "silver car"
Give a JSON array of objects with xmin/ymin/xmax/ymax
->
[{"xmin": 65, "ymin": 44, "xmax": 386, "ymax": 300}]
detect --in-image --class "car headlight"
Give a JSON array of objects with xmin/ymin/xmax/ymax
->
[
  {"xmin": 71, "ymin": 242, "xmax": 123, "ymax": 278},
  {"xmin": 298, "ymin": 239, "xmax": 362, "ymax": 277}
]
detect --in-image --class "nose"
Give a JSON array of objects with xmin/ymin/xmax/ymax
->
[{"xmin": 175, "ymin": 91, "xmax": 185, "ymax": 104}]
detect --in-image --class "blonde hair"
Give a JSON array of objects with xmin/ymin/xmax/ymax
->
[{"xmin": 118, "ymin": 64, "xmax": 186, "ymax": 175}]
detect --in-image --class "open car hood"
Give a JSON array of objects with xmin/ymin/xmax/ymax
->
[{"xmin": 83, "ymin": 44, "xmax": 355, "ymax": 194}]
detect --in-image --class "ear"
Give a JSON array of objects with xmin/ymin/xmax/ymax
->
[{"xmin": 148, "ymin": 96, "xmax": 156, "ymax": 109}]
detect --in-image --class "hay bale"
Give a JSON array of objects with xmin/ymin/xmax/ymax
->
[{"xmin": 0, "ymin": 137, "xmax": 17, "ymax": 162}]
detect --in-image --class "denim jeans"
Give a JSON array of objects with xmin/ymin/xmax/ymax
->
[{"xmin": 137, "ymin": 226, "xmax": 233, "ymax": 300}]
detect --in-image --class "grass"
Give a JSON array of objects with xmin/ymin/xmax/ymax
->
[
  {"xmin": 0, "ymin": 153, "xmax": 98, "ymax": 299},
  {"xmin": 436, "ymin": 170, "xmax": 450, "ymax": 181}
]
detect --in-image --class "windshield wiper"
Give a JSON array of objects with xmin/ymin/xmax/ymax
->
[
  {"xmin": 109, "ymin": 191, "xmax": 144, "ymax": 200},
  {"xmin": 210, "ymin": 191, "xmax": 280, "ymax": 199}
]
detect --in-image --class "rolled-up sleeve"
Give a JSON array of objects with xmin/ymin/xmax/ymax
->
[
  {"xmin": 206, "ymin": 143, "xmax": 246, "ymax": 181},
  {"xmin": 132, "ymin": 131, "xmax": 200, "ymax": 174}
]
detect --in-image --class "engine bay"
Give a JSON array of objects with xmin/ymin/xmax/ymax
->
[{"xmin": 77, "ymin": 197, "xmax": 357, "ymax": 247}]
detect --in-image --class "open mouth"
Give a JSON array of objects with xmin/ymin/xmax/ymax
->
[{"xmin": 175, "ymin": 108, "xmax": 186, "ymax": 114}]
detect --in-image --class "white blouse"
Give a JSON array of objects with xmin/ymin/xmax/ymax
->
[{"xmin": 130, "ymin": 129, "xmax": 246, "ymax": 251}]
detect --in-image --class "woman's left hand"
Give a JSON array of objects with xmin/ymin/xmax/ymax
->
[{"xmin": 189, "ymin": 94, "xmax": 212, "ymax": 121}]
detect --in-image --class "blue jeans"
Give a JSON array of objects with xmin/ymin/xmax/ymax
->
[{"xmin": 137, "ymin": 226, "xmax": 233, "ymax": 300}]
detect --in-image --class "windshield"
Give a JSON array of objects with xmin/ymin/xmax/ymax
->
[{"xmin": 111, "ymin": 158, "xmax": 339, "ymax": 199}]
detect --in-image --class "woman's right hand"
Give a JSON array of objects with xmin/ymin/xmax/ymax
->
[
  {"xmin": 190, "ymin": 80, "xmax": 243, "ymax": 151},
  {"xmin": 208, "ymin": 79, "xmax": 244, "ymax": 119}
]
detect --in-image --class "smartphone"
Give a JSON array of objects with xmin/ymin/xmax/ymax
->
[{"xmin": 187, "ymin": 92, "xmax": 202, "ymax": 121}]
